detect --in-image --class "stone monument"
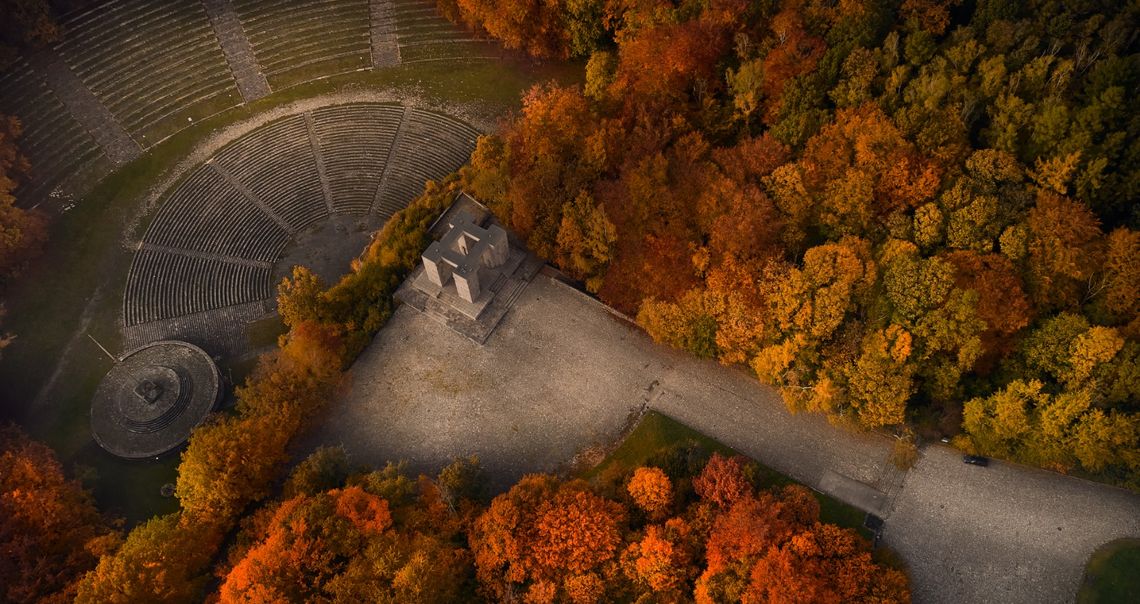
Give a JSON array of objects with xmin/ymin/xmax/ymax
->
[
  {"xmin": 421, "ymin": 212, "xmax": 509, "ymax": 303},
  {"xmin": 397, "ymin": 192, "xmax": 546, "ymax": 344}
]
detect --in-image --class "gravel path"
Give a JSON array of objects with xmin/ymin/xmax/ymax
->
[{"xmin": 315, "ymin": 274, "xmax": 1140, "ymax": 603}]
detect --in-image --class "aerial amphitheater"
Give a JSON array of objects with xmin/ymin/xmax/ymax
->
[{"xmin": 0, "ymin": 1, "xmax": 1138, "ymax": 603}]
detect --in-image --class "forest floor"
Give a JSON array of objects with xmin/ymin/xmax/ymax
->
[{"xmin": 313, "ymin": 272, "xmax": 1140, "ymax": 604}]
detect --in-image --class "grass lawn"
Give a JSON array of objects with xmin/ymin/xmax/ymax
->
[
  {"xmin": 246, "ymin": 315, "xmax": 287, "ymax": 350},
  {"xmin": 1078, "ymin": 538, "xmax": 1140, "ymax": 604},
  {"xmin": 585, "ymin": 410, "xmax": 871, "ymax": 538},
  {"xmin": 0, "ymin": 53, "xmax": 582, "ymax": 526}
]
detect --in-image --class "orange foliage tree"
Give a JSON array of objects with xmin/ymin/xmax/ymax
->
[
  {"xmin": 75, "ymin": 513, "xmax": 219, "ymax": 604},
  {"xmin": 612, "ymin": 12, "xmax": 739, "ymax": 102},
  {"xmin": 469, "ymin": 84, "xmax": 602, "ymax": 260},
  {"xmin": 470, "ymin": 475, "xmax": 627, "ymax": 601},
  {"xmin": 797, "ymin": 105, "xmax": 942, "ymax": 236},
  {"xmin": 692, "ymin": 453, "xmax": 751, "ymax": 509},
  {"xmin": 448, "ymin": 0, "xmax": 604, "ymax": 59},
  {"xmin": 0, "ymin": 114, "xmax": 48, "ymax": 281},
  {"xmin": 0, "ymin": 426, "xmax": 117, "ymax": 604},
  {"xmin": 530, "ymin": 487, "xmax": 626, "ymax": 576},
  {"xmin": 696, "ymin": 483, "xmax": 908, "ymax": 604},
  {"xmin": 621, "ymin": 520, "xmax": 695, "ymax": 594},
  {"xmin": 1098, "ymin": 227, "xmax": 1140, "ymax": 330},
  {"xmin": 219, "ymin": 478, "xmax": 468, "ymax": 603},
  {"xmin": 757, "ymin": 8, "xmax": 827, "ymax": 123},
  {"xmin": 627, "ymin": 466, "xmax": 672, "ymax": 517},
  {"xmin": 746, "ymin": 522, "xmax": 910, "ymax": 603},
  {"xmin": 945, "ymin": 250, "xmax": 1034, "ymax": 365},
  {"xmin": 1023, "ymin": 191, "xmax": 1104, "ymax": 312},
  {"xmin": 177, "ymin": 328, "xmax": 342, "ymax": 525}
]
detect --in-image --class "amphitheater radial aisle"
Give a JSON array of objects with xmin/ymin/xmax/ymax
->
[
  {"xmin": 142, "ymin": 165, "xmax": 291, "ymax": 263},
  {"xmin": 0, "ymin": 61, "xmax": 110, "ymax": 209},
  {"xmin": 312, "ymin": 104, "xmax": 404, "ymax": 214},
  {"xmin": 374, "ymin": 108, "xmax": 481, "ymax": 216},
  {"xmin": 211, "ymin": 114, "xmax": 330, "ymax": 230}
]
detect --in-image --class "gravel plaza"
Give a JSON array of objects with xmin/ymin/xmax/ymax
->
[{"xmin": 309, "ymin": 271, "xmax": 1140, "ymax": 604}]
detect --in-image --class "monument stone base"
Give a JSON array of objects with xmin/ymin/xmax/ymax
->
[
  {"xmin": 410, "ymin": 247, "xmax": 526, "ymax": 320},
  {"xmin": 396, "ymin": 193, "xmax": 544, "ymax": 344},
  {"xmin": 398, "ymin": 248, "xmax": 543, "ymax": 344}
]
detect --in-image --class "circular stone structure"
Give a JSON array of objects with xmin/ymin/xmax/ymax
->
[{"xmin": 90, "ymin": 340, "xmax": 221, "ymax": 459}]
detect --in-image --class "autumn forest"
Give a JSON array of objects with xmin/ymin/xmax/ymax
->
[
  {"xmin": 452, "ymin": 0, "xmax": 1140, "ymax": 484},
  {"xmin": 1, "ymin": 0, "xmax": 1139, "ymax": 602}
]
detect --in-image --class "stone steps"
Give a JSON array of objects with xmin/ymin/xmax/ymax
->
[
  {"xmin": 234, "ymin": 0, "xmax": 371, "ymax": 88},
  {"xmin": 0, "ymin": 60, "xmax": 109, "ymax": 209},
  {"xmin": 124, "ymin": 248, "xmax": 272, "ymax": 326},
  {"xmin": 53, "ymin": 0, "xmax": 238, "ymax": 140},
  {"xmin": 212, "ymin": 114, "xmax": 329, "ymax": 230},
  {"xmin": 202, "ymin": 0, "xmax": 271, "ymax": 102}
]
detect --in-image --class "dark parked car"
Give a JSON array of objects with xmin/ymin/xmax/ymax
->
[{"xmin": 963, "ymin": 455, "xmax": 990, "ymax": 466}]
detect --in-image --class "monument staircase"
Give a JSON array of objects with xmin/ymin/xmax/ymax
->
[{"xmin": 397, "ymin": 235, "xmax": 545, "ymax": 345}]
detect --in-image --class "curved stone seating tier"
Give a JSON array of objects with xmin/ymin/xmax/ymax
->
[
  {"xmin": 375, "ymin": 108, "xmax": 479, "ymax": 216},
  {"xmin": 312, "ymin": 103, "xmax": 403, "ymax": 213},
  {"xmin": 125, "ymin": 248, "xmax": 272, "ymax": 326},
  {"xmin": 212, "ymin": 114, "xmax": 329, "ymax": 230},
  {"xmin": 233, "ymin": 0, "xmax": 371, "ymax": 89},
  {"xmin": 90, "ymin": 340, "xmax": 221, "ymax": 459},
  {"xmin": 123, "ymin": 104, "xmax": 480, "ymax": 357},
  {"xmin": 121, "ymin": 300, "xmax": 271, "ymax": 359},
  {"xmin": 55, "ymin": 0, "xmax": 239, "ymax": 142},
  {"xmin": 0, "ymin": 62, "xmax": 109, "ymax": 206},
  {"xmin": 393, "ymin": 0, "xmax": 499, "ymax": 63},
  {"xmin": 143, "ymin": 165, "xmax": 290, "ymax": 263},
  {"xmin": 1, "ymin": 0, "xmax": 507, "ymax": 210}
]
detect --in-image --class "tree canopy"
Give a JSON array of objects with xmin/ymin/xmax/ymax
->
[{"xmin": 458, "ymin": 0, "xmax": 1140, "ymax": 485}]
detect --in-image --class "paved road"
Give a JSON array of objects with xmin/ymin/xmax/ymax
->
[
  {"xmin": 316, "ymin": 274, "xmax": 1140, "ymax": 603},
  {"xmin": 885, "ymin": 448, "xmax": 1140, "ymax": 603},
  {"xmin": 647, "ymin": 341, "xmax": 1140, "ymax": 603}
]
